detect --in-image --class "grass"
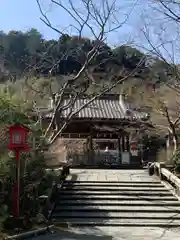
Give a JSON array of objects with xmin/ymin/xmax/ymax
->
[
  {"xmin": 0, "ymin": 214, "xmax": 9, "ymax": 238},
  {"xmin": 0, "ymin": 215, "xmax": 7, "ymax": 228}
]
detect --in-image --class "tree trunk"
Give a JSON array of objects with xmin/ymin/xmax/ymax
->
[
  {"xmin": 173, "ymin": 134, "xmax": 178, "ymax": 153},
  {"xmin": 171, "ymin": 126, "xmax": 178, "ymax": 155},
  {"xmin": 54, "ymin": 112, "xmax": 59, "ymax": 132}
]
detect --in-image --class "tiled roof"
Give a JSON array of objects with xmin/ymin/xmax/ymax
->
[{"xmin": 59, "ymin": 98, "xmax": 148, "ymax": 121}]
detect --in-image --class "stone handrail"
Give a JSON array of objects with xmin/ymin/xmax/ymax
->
[{"xmin": 149, "ymin": 162, "xmax": 180, "ymax": 195}]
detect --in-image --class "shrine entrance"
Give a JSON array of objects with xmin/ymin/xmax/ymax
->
[
  {"xmin": 92, "ymin": 134, "xmax": 135, "ymax": 167},
  {"xmin": 93, "ymin": 138, "xmax": 120, "ymax": 167}
]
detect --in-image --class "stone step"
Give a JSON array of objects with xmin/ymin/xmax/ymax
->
[
  {"xmin": 59, "ymin": 191, "xmax": 173, "ymax": 196},
  {"xmin": 54, "ymin": 178, "xmax": 180, "ymax": 229},
  {"xmin": 54, "ymin": 206, "xmax": 180, "ymax": 213},
  {"xmin": 62, "ymin": 187, "xmax": 170, "ymax": 192},
  {"xmin": 56, "ymin": 200, "xmax": 180, "ymax": 206},
  {"xmin": 59, "ymin": 195, "xmax": 177, "ymax": 201},
  {"xmin": 52, "ymin": 218, "xmax": 180, "ymax": 227},
  {"xmin": 55, "ymin": 205, "xmax": 180, "ymax": 212},
  {"xmin": 64, "ymin": 181, "xmax": 161, "ymax": 184},
  {"xmin": 63, "ymin": 183, "xmax": 163, "ymax": 188},
  {"xmin": 52, "ymin": 211, "xmax": 180, "ymax": 218},
  {"xmin": 63, "ymin": 183, "xmax": 164, "ymax": 188}
]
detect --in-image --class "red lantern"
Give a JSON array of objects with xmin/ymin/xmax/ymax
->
[
  {"xmin": 8, "ymin": 124, "xmax": 31, "ymax": 151},
  {"xmin": 8, "ymin": 124, "xmax": 31, "ymax": 218}
]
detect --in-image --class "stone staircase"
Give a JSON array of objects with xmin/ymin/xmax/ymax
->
[{"xmin": 52, "ymin": 180, "xmax": 180, "ymax": 227}]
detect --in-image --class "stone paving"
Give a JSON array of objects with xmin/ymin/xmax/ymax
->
[
  {"xmin": 31, "ymin": 226, "xmax": 180, "ymax": 240},
  {"xmin": 31, "ymin": 169, "xmax": 180, "ymax": 240},
  {"xmin": 69, "ymin": 169, "xmax": 161, "ymax": 182}
]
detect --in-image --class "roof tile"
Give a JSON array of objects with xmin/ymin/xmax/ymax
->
[{"xmin": 60, "ymin": 98, "xmax": 147, "ymax": 120}]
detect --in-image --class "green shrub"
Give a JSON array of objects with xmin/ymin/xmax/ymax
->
[{"xmin": 170, "ymin": 148, "xmax": 180, "ymax": 173}]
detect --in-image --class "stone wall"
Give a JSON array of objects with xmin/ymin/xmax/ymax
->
[
  {"xmin": 44, "ymin": 138, "xmax": 89, "ymax": 167},
  {"xmin": 64, "ymin": 138, "xmax": 89, "ymax": 166}
]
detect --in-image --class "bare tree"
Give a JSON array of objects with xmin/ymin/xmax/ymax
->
[
  {"xmin": 127, "ymin": 1, "xmax": 180, "ymax": 153},
  {"xmin": 139, "ymin": 1, "xmax": 180, "ymax": 88},
  {"xmin": 154, "ymin": 0, "xmax": 180, "ymax": 23},
  {"xmin": 150, "ymin": 90, "xmax": 180, "ymax": 153},
  {"xmin": 126, "ymin": 81, "xmax": 180, "ymax": 154},
  {"xmin": 34, "ymin": 0, "xmax": 145, "ymax": 145}
]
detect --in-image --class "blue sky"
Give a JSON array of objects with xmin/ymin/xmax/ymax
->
[
  {"xmin": 0, "ymin": 0, "xmax": 179, "ymax": 62},
  {"xmin": 0, "ymin": 0, "xmax": 59, "ymax": 39},
  {"xmin": 0, "ymin": 0, "xmax": 144, "ymax": 44}
]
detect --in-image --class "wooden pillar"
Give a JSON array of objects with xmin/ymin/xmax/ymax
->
[
  {"xmin": 118, "ymin": 136, "xmax": 121, "ymax": 164},
  {"xmin": 126, "ymin": 135, "xmax": 130, "ymax": 151},
  {"xmin": 89, "ymin": 135, "xmax": 93, "ymax": 165},
  {"xmin": 87, "ymin": 128, "xmax": 93, "ymax": 165},
  {"xmin": 122, "ymin": 135, "xmax": 125, "ymax": 152}
]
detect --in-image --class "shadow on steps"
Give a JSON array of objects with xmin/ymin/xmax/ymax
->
[
  {"xmin": 32, "ymin": 226, "xmax": 113, "ymax": 240},
  {"xmin": 51, "ymin": 174, "xmax": 112, "ymax": 227}
]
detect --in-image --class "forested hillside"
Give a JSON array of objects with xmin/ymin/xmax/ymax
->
[
  {"xmin": 0, "ymin": 28, "xmax": 179, "ymax": 145},
  {"xmin": 0, "ymin": 28, "xmax": 172, "ymax": 86}
]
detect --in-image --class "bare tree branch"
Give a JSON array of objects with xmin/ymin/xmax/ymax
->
[
  {"xmin": 49, "ymin": 57, "xmax": 145, "ymax": 144},
  {"xmin": 158, "ymin": 0, "xmax": 180, "ymax": 22},
  {"xmin": 37, "ymin": 0, "xmax": 65, "ymax": 35},
  {"xmin": 34, "ymin": 0, "xmax": 144, "ymax": 145}
]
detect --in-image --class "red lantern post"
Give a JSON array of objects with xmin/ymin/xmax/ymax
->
[{"xmin": 8, "ymin": 124, "xmax": 31, "ymax": 217}]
